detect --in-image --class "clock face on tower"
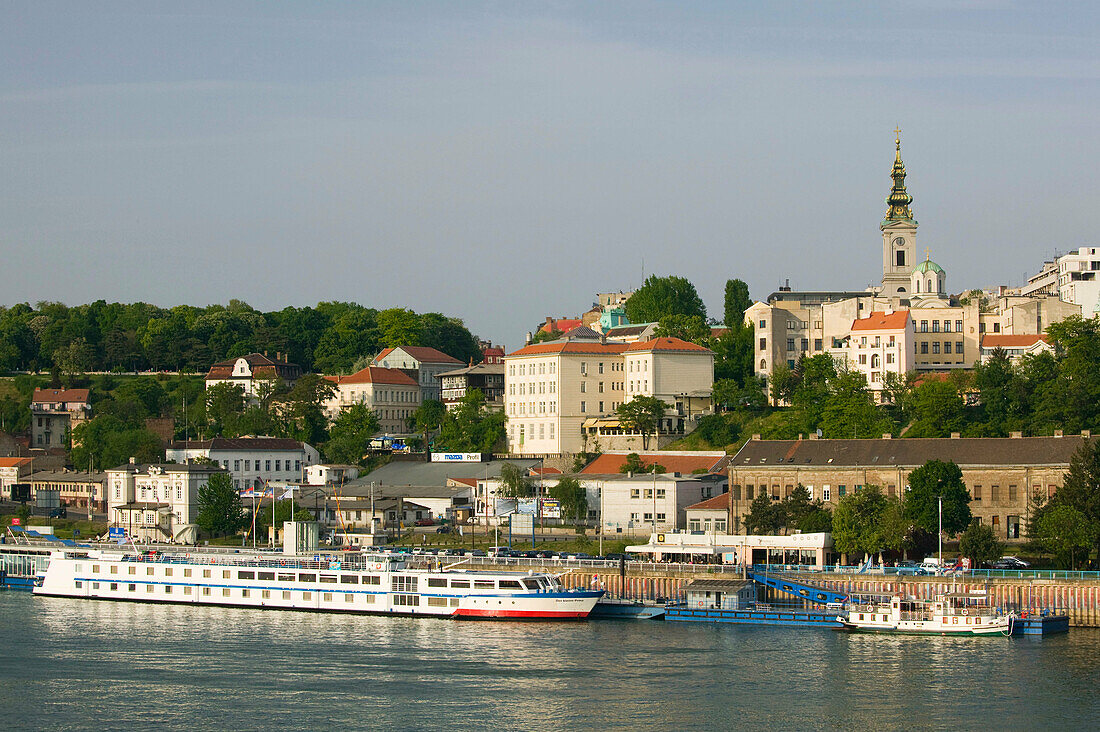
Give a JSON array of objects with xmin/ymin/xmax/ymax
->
[{"xmin": 893, "ymin": 237, "xmax": 905, "ymax": 248}]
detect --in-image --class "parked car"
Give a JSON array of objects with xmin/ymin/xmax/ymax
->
[
  {"xmin": 991, "ymin": 557, "xmax": 1031, "ymax": 570},
  {"xmin": 435, "ymin": 525, "xmax": 451, "ymax": 534},
  {"xmin": 414, "ymin": 518, "xmax": 435, "ymax": 527},
  {"xmin": 894, "ymin": 560, "xmax": 927, "ymax": 576},
  {"xmin": 603, "ymin": 553, "xmax": 635, "ymax": 562}
]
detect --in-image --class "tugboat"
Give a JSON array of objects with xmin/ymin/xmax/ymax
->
[{"xmin": 837, "ymin": 591, "xmax": 1012, "ymax": 636}]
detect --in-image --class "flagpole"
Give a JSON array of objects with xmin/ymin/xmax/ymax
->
[{"xmin": 251, "ymin": 493, "xmax": 257, "ymax": 549}]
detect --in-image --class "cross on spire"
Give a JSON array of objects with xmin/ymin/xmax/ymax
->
[
  {"xmin": 894, "ymin": 126, "xmax": 902, "ymax": 146},
  {"xmin": 924, "ymin": 247, "xmax": 930, "ymax": 260}
]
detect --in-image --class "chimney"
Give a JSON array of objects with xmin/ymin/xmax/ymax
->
[
  {"xmin": 1054, "ymin": 430, "xmax": 1063, "ymax": 438},
  {"xmin": 808, "ymin": 433, "xmax": 818, "ymax": 440},
  {"xmin": 129, "ymin": 457, "xmax": 136, "ymax": 464},
  {"xmin": 1010, "ymin": 431, "xmax": 1023, "ymax": 438},
  {"xmin": 950, "ymin": 432, "xmax": 960, "ymax": 439},
  {"xmin": 882, "ymin": 433, "xmax": 892, "ymax": 439},
  {"xmin": 751, "ymin": 434, "xmax": 761, "ymax": 441},
  {"xmin": 1083, "ymin": 430, "xmax": 1092, "ymax": 439}
]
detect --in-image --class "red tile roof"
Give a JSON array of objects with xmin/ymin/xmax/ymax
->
[
  {"xmin": 31, "ymin": 388, "xmax": 90, "ymax": 403},
  {"xmin": 327, "ymin": 367, "xmax": 418, "ymax": 386},
  {"xmin": 624, "ymin": 337, "xmax": 713, "ymax": 353},
  {"xmin": 539, "ymin": 318, "xmax": 582, "ymax": 334},
  {"xmin": 204, "ymin": 352, "xmax": 301, "ymax": 381},
  {"xmin": 686, "ymin": 493, "xmax": 731, "ymax": 511},
  {"xmin": 508, "ymin": 342, "xmax": 630, "ymax": 357},
  {"xmin": 981, "ymin": 334, "xmax": 1049, "ymax": 348},
  {"xmin": 580, "ymin": 453, "xmax": 730, "ymax": 475},
  {"xmin": 374, "ymin": 346, "xmax": 463, "ymax": 365},
  {"xmin": 169, "ymin": 437, "xmax": 306, "ymax": 451},
  {"xmin": 0, "ymin": 457, "xmax": 33, "ymax": 468},
  {"xmin": 851, "ymin": 311, "xmax": 911, "ymax": 331}
]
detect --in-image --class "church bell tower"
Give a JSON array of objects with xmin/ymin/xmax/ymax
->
[{"xmin": 881, "ymin": 130, "xmax": 918, "ymax": 296}]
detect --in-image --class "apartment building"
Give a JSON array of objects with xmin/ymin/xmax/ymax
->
[
  {"xmin": 204, "ymin": 352, "xmax": 302, "ymax": 399},
  {"xmin": 165, "ymin": 437, "xmax": 319, "ymax": 491},
  {"xmin": 504, "ymin": 333, "xmax": 714, "ymax": 456},
  {"xmin": 30, "ymin": 388, "xmax": 90, "ymax": 449},
  {"xmin": 106, "ymin": 462, "xmax": 228, "ymax": 543},
  {"xmin": 322, "ymin": 366, "xmax": 421, "ymax": 434},
  {"xmin": 371, "ymin": 346, "xmax": 463, "ymax": 402},
  {"xmin": 845, "ymin": 310, "xmax": 914, "ymax": 395}
]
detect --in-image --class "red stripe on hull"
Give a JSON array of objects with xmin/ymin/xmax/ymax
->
[{"xmin": 454, "ymin": 608, "xmax": 590, "ymax": 619}]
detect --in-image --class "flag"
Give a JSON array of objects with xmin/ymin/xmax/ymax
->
[
  {"xmin": 263, "ymin": 488, "xmax": 275, "ymax": 498},
  {"xmin": 279, "ymin": 489, "xmax": 296, "ymax": 500},
  {"xmin": 240, "ymin": 488, "xmax": 255, "ymax": 498}
]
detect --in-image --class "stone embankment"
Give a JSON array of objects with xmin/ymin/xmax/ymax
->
[{"xmin": 511, "ymin": 563, "xmax": 1100, "ymax": 628}]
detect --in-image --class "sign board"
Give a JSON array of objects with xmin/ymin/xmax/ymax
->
[
  {"xmin": 541, "ymin": 499, "xmax": 561, "ymax": 519},
  {"xmin": 431, "ymin": 452, "xmax": 482, "ymax": 463},
  {"xmin": 109, "ymin": 527, "xmax": 126, "ymax": 540},
  {"xmin": 35, "ymin": 489, "xmax": 61, "ymax": 509},
  {"xmin": 511, "ymin": 513, "xmax": 534, "ymax": 533},
  {"xmin": 11, "ymin": 517, "xmax": 20, "ymax": 526},
  {"xmin": 10, "ymin": 483, "xmax": 31, "ymax": 503},
  {"xmin": 516, "ymin": 498, "xmax": 538, "ymax": 515}
]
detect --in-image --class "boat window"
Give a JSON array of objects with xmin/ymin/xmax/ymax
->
[
  {"xmin": 258, "ymin": 571, "xmax": 275, "ymax": 580},
  {"xmin": 340, "ymin": 575, "xmax": 359, "ymax": 584},
  {"xmin": 238, "ymin": 571, "xmax": 255, "ymax": 580},
  {"xmin": 362, "ymin": 575, "xmax": 381, "ymax": 585},
  {"xmin": 521, "ymin": 579, "xmax": 540, "ymax": 590},
  {"xmin": 319, "ymin": 574, "xmax": 337, "ymax": 584},
  {"xmin": 392, "ymin": 576, "xmax": 417, "ymax": 593},
  {"xmin": 474, "ymin": 580, "xmax": 495, "ymax": 590},
  {"xmin": 92, "ymin": 565, "xmax": 100, "ymax": 574},
  {"xmin": 298, "ymin": 573, "xmax": 316, "ymax": 582},
  {"xmin": 427, "ymin": 578, "xmax": 448, "ymax": 588},
  {"xmin": 450, "ymin": 580, "xmax": 470, "ymax": 588},
  {"xmin": 427, "ymin": 597, "xmax": 449, "ymax": 607},
  {"xmin": 164, "ymin": 568, "xmax": 173, "ymax": 577},
  {"xmin": 499, "ymin": 580, "xmax": 523, "ymax": 590},
  {"xmin": 278, "ymin": 573, "xmax": 295, "ymax": 582}
]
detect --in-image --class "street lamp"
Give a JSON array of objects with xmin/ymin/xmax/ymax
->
[{"xmin": 938, "ymin": 494, "xmax": 943, "ymax": 572}]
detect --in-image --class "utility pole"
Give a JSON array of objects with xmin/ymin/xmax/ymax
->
[
  {"xmin": 938, "ymin": 494, "xmax": 943, "ymax": 572},
  {"xmin": 652, "ymin": 464, "xmax": 658, "ymax": 536}
]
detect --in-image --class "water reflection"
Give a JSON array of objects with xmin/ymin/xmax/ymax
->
[{"xmin": 3, "ymin": 594, "xmax": 1099, "ymax": 731}]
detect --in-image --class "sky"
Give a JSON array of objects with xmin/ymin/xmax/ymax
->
[{"xmin": 2, "ymin": 2, "xmax": 1098, "ymax": 350}]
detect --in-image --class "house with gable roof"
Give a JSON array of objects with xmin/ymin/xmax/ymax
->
[
  {"xmin": 322, "ymin": 367, "xmax": 422, "ymax": 434},
  {"xmin": 371, "ymin": 346, "xmax": 463, "ymax": 402},
  {"xmin": 204, "ymin": 352, "xmax": 302, "ymax": 399}
]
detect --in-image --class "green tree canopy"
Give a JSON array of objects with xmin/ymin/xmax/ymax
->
[
  {"xmin": 904, "ymin": 459, "xmax": 972, "ymax": 537},
  {"xmin": 498, "ymin": 462, "xmax": 533, "ymax": 498},
  {"xmin": 958, "ymin": 521, "xmax": 1003, "ymax": 567},
  {"xmin": 623, "ymin": 275, "xmax": 707, "ymax": 324},
  {"xmin": 743, "ymin": 492, "xmax": 785, "ymax": 535},
  {"xmin": 1050, "ymin": 438, "xmax": 1100, "ymax": 562},
  {"xmin": 832, "ymin": 485, "xmax": 890, "ymax": 558},
  {"xmin": 616, "ymin": 396, "xmax": 668, "ymax": 450},
  {"xmin": 654, "ymin": 314, "xmax": 710, "ymax": 343},
  {"xmin": 434, "ymin": 390, "xmax": 506, "ymax": 453},
  {"xmin": 723, "ymin": 279, "xmax": 752, "ymax": 330},
  {"xmin": 325, "ymin": 404, "xmax": 380, "ymax": 465},
  {"xmin": 548, "ymin": 477, "xmax": 588, "ymax": 522},
  {"xmin": 196, "ymin": 472, "xmax": 248, "ymax": 537}
]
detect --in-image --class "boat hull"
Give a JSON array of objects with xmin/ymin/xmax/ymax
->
[{"xmin": 837, "ymin": 618, "xmax": 1011, "ymax": 636}]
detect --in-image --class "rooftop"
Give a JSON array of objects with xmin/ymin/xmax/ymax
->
[
  {"xmin": 361, "ymin": 458, "xmax": 543, "ymax": 486},
  {"xmin": 580, "ymin": 451, "xmax": 730, "ymax": 476},
  {"xmin": 374, "ymin": 346, "xmax": 463, "ymax": 365},
  {"xmin": 686, "ymin": 492, "xmax": 732, "ymax": 511},
  {"xmin": 851, "ymin": 310, "xmax": 911, "ymax": 331},
  {"xmin": 325, "ymin": 366, "xmax": 419, "ymax": 386},
  {"xmin": 31, "ymin": 388, "xmax": 90, "ymax": 404},
  {"xmin": 168, "ymin": 437, "xmax": 308, "ymax": 452},
  {"xmin": 731, "ymin": 435, "xmax": 1088, "ymax": 468}
]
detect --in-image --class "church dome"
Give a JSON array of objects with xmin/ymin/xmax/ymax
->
[{"xmin": 913, "ymin": 258, "xmax": 944, "ymax": 275}]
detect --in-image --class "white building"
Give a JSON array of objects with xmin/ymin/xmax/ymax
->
[
  {"xmin": 322, "ymin": 366, "xmax": 421, "ymax": 434},
  {"xmin": 204, "ymin": 353, "xmax": 302, "ymax": 399},
  {"xmin": 165, "ymin": 437, "xmax": 319, "ymax": 491},
  {"xmin": 979, "ymin": 334, "xmax": 1054, "ymax": 364},
  {"xmin": 504, "ymin": 333, "xmax": 714, "ymax": 456},
  {"xmin": 303, "ymin": 464, "xmax": 360, "ymax": 487},
  {"xmin": 845, "ymin": 310, "xmax": 914, "ymax": 396},
  {"xmin": 106, "ymin": 462, "xmax": 228, "ymax": 543},
  {"xmin": 1057, "ymin": 246, "xmax": 1100, "ymax": 317},
  {"xmin": 0, "ymin": 457, "xmax": 34, "ymax": 500},
  {"xmin": 371, "ymin": 346, "xmax": 464, "ymax": 402}
]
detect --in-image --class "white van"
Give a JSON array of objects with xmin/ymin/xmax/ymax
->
[{"xmin": 920, "ymin": 558, "xmax": 942, "ymax": 574}]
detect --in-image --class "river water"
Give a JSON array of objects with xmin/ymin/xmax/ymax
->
[{"xmin": 1, "ymin": 592, "xmax": 1098, "ymax": 731}]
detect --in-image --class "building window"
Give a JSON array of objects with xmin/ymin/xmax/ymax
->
[
  {"xmin": 932, "ymin": 320, "xmax": 941, "ymax": 333},
  {"xmin": 759, "ymin": 338, "xmax": 767, "ymax": 350},
  {"xmin": 786, "ymin": 338, "xmax": 795, "ymax": 351},
  {"xmin": 944, "ymin": 342, "xmax": 952, "ymax": 354},
  {"xmin": 921, "ymin": 342, "xmax": 928, "ymax": 354},
  {"xmin": 920, "ymin": 320, "xmax": 928, "ymax": 333},
  {"xmin": 814, "ymin": 339, "xmax": 823, "ymax": 351},
  {"xmin": 957, "ymin": 341, "xmax": 964, "ymax": 354},
  {"xmin": 800, "ymin": 338, "xmax": 808, "ymax": 352},
  {"xmin": 822, "ymin": 487, "xmax": 830, "ymax": 502},
  {"xmin": 932, "ymin": 342, "xmax": 940, "ymax": 354},
  {"xmin": 580, "ymin": 401, "xmax": 586, "ymax": 413}
]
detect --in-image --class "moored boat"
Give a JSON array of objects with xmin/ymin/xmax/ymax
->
[
  {"xmin": 33, "ymin": 549, "xmax": 603, "ymax": 621},
  {"xmin": 837, "ymin": 591, "xmax": 1012, "ymax": 636}
]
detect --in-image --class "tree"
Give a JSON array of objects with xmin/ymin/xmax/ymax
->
[
  {"xmin": 498, "ymin": 462, "xmax": 533, "ymax": 498},
  {"xmin": 616, "ymin": 396, "xmax": 668, "ymax": 450},
  {"xmin": 548, "ymin": 477, "xmax": 588, "ymax": 523},
  {"xmin": 906, "ymin": 380, "xmax": 966, "ymax": 438},
  {"xmin": 618, "ymin": 453, "xmax": 665, "ymax": 474},
  {"xmin": 325, "ymin": 404, "xmax": 380, "ymax": 465},
  {"xmin": 1036, "ymin": 504, "xmax": 1097, "ymax": 570},
  {"xmin": 743, "ymin": 492, "xmax": 785, "ymax": 535},
  {"xmin": 205, "ymin": 382, "xmax": 247, "ymax": 436},
  {"xmin": 958, "ymin": 521, "xmax": 1003, "ymax": 567},
  {"xmin": 904, "ymin": 459, "xmax": 972, "ymax": 537},
  {"xmin": 653, "ymin": 314, "xmax": 710, "ymax": 343},
  {"xmin": 281, "ymin": 373, "xmax": 336, "ymax": 445},
  {"xmin": 1051, "ymin": 438, "xmax": 1100, "ymax": 563},
  {"xmin": 832, "ymin": 485, "xmax": 889, "ymax": 559},
  {"xmin": 434, "ymin": 390, "xmax": 505, "ymax": 453},
  {"xmin": 783, "ymin": 485, "xmax": 832, "ymax": 534},
  {"xmin": 412, "ymin": 399, "xmax": 447, "ymax": 451},
  {"xmin": 196, "ymin": 472, "xmax": 248, "ymax": 537},
  {"xmin": 819, "ymin": 370, "xmax": 894, "ymax": 439},
  {"xmin": 623, "ymin": 275, "xmax": 707, "ymax": 324},
  {"xmin": 723, "ymin": 279, "xmax": 752, "ymax": 330}
]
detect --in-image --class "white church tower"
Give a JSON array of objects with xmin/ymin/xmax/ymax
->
[{"xmin": 881, "ymin": 130, "xmax": 918, "ymax": 296}]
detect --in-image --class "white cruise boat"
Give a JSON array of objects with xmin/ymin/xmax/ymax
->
[
  {"xmin": 838, "ymin": 592, "xmax": 1013, "ymax": 636},
  {"xmin": 34, "ymin": 549, "xmax": 603, "ymax": 620}
]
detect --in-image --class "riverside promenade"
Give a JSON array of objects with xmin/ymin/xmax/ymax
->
[{"xmin": 505, "ymin": 561, "xmax": 1100, "ymax": 628}]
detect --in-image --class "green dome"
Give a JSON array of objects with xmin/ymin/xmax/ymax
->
[{"xmin": 914, "ymin": 258, "xmax": 944, "ymax": 275}]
